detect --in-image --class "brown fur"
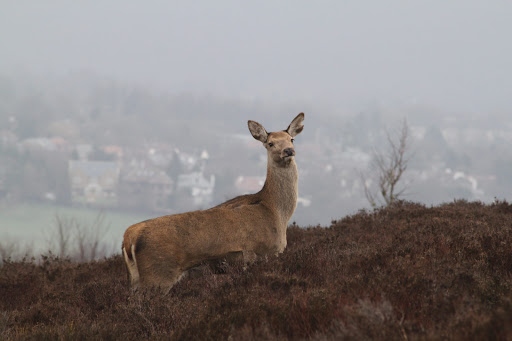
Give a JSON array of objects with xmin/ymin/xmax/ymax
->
[{"xmin": 122, "ymin": 113, "xmax": 305, "ymax": 292}]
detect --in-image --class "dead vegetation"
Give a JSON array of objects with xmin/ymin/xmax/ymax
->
[
  {"xmin": 1, "ymin": 200, "xmax": 511, "ymax": 340},
  {"xmin": 362, "ymin": 119, "xmax": 411, "ymax": 208},
  {"xmin": 45, "ymin": 211, "xmax": 112, "ymax": 262}
]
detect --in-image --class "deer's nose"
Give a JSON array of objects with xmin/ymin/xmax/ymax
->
[{"xmin": 284, "ymin": 148, "xmax": 295, "ymax": 157}]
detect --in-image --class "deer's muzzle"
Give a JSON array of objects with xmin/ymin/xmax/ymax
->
[{"xmin": 283, "ymin": 148, "xmax": 295, "ymax": 157}]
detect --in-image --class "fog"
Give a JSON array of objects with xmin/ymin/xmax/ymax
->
[
  {"xmin": 1, "ymin": 1, "xmax": 511, "ymax": 256},
  {"xmin": 2, "ymin": 1, "xmax": 511, "ymax": 111}
]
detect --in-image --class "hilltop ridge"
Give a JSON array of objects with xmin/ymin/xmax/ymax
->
[{"xmin": 1, "ymin": 200, "xmax": 511, "ymax": 339}]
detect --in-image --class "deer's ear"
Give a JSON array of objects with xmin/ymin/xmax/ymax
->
[
  {"xmin": 286, "ymin": 113, "xmax": 305, "ymax": 137},
  {"xmin": 248, "ymin": 120, "xmax": 268, "ymax": 143}
]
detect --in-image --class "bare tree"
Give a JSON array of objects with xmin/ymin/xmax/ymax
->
[
  {"xmin": 0, "ymin": 240, "xmax": 18, "ymax": 263},
  {"xmin": 74, "ymin": 211, "xmax": 110, "ymax": 262},
  {"xmin": 51, "ymin": 214, "xmax": 74, "ymax": 258},
  {"xmin": 361, "ymin": 119, "xmax": 410, "ymax": 208},
  {"xmin": 46, "ymin": 211, "xmax": 110, "ymax": 261},
  {"xmin": 0, "ymin": 239, "xmax": 33, "ymax": 263}
]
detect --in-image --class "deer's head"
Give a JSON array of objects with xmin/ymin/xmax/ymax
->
[{"xmin": 248, "ymin": 113, "xmax": 304, "ymax": 167}]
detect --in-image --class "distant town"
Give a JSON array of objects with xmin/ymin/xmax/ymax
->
[
  {"xmin": 2, "ymin": 116, "xmax": 511, "ymax": 226},
  {"xmin": 0, "ymin": 76, "xmax": 511, "ymax": 225}
]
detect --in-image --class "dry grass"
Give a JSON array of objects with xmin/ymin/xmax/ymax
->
[{"xmin": 1, "ymin": 200, "xmax": 511, "ymax": 340}]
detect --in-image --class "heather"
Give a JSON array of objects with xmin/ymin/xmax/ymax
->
[{"xmin": 1, "ymin": 201, "xmax": 511, "ymax": 340}]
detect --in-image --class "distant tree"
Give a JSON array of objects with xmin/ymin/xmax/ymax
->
[
  {"xmin": 46, "ymin": 211, "xmax": 111, "ymax": 261},
  {"xmin": 361, "ymin": 119, "xmax": 411, "ymax": 208},
  {"xmin": 0, "ymin": 239, "xmax": 19, "ymax": 262}
]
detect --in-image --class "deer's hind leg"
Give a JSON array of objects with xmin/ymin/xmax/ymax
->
[
  {"xmin": 137, "ymin": 255, "xmax": 185, "ymax": 293},
  {"xmin": 140, "ymin": 267, "xmax": 185, "ymax": 293}
]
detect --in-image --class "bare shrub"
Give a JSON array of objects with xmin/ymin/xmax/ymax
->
[
  {"xmin": 49, "ymin": 214, "xmax": 73, "ymax": 258},
  {"xmin": 0, "ymin": 240, "xmax": 18, "ymax": 263},
  {"xmin": 361, "ymin": 119, "xmax": 410, "ymax": 207},
  {"xmin": 45, "ymin": 211, "xmax": 111, "ymax": 261},
  {"xmin": 74, "ymin": 212, "xmax": 111, "ymax": 262},
  {"xmin": 0, "ymin": 239, "xmax": 33, "ymax": 263}
]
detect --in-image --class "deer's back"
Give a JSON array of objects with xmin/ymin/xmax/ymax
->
[{"xmin": 123, "ymin": 194, "xmax": 283, "ymax": 269}]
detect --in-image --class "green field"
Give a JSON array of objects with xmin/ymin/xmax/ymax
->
[{"xmin": 0, "ymin": 202, "xmax": 150, "ymax": 256}]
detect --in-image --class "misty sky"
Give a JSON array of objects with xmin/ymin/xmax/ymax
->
[{"xmin": 1, "ymin": 1, "xmax": 511, "ymax": 114}]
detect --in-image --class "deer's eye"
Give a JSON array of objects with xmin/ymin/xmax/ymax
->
[
  {"xmin": 291, "ymin": 138, "xmax": 295, "ymax": 143},
  {"xmin": 268, "ymin": 142, "xmax": 274, "ymax": 147}
]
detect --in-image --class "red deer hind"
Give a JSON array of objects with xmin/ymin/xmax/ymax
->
[{"xmin": 122, "ymin": 113, "xmax": 305, "ymax": 292}]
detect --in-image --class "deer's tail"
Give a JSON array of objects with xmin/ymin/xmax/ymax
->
[{"xmin": 122, "ymin": 243, "xmax": 140, "ymax": 290}]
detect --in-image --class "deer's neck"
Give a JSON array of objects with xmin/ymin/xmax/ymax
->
[{"xmin": 261, "ymin": 160, "xmax": 298, "ymax": 225}]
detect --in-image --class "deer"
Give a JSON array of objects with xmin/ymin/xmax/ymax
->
[{"xmin": 122, "ymin": 113, "xmax": 304, "ymax": 292}]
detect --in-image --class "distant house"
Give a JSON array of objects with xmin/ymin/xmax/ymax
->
[
  {"xmin": 68, "ymin": 160, "xmax": 120, "ymax": 206},
  {"xmin": 177, "ymin": 171, "xmax": 215, "ymax": 207},
  {"xmin": 146, "ymin": 144, "xmax": 175, "ymax": 168},
  {"xmin": 177, "ymin": 152, "xmax": 199, "ymax": 171},
  {"xmin": 117, "ymin": 159, "xmax": 174, "ymax": 212}
]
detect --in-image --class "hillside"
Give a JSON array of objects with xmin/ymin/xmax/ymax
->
[{"xmin": 1, "ymin": 201, "xmax": 511, "ymax": 340}]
